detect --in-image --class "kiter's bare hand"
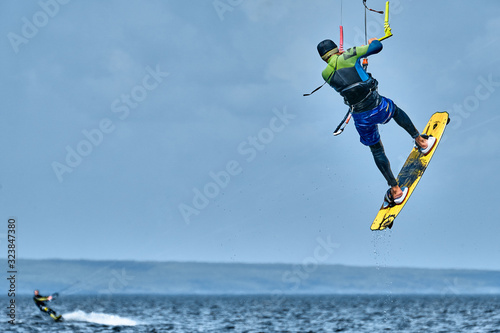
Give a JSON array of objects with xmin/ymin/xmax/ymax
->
[{"xmin": 368, "ymin": 38, "xmax": 378, "ymax": 44}]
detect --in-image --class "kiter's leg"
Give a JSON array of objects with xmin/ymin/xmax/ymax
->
[
  {"xmin": 369, "ymin": 141, "xmax": 397, "ymax": 186},
  {"xmin": 392, "ymin": 105, "xmax": 419, "ymax": 138},
  {"xmin": 43, "ymin": 306, "xmax": 57, "ymax": 317},
  {"xmin": 354, "ymin": 106, "xmax": 405, "ymax": 199},
  {"xmin": 48, "ymin": 308, "xmax": 59, "ymax": 320},
  {"xmin": 392, "ymin": 105, "xmax": 431, "ymax": 150},
  {"xmin": 369, "ymin": 141, "xmax": 403, "ymax": 198}
]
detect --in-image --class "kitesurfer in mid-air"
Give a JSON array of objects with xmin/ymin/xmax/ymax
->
[
  {"xmin": 317, "ymin": 38, "xmax": 436, "ymax": 204},
  {"xmin": 33, "ymin": 289, "xmax": 62, "ymax": 321}
]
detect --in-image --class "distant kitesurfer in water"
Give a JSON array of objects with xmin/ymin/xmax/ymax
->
[
  {"xmin": 33, "ymin": 289, "xmax": 62, "ymax": 321},
  {"xmin": 316, "ymin": 38, "xmax": 436, "ymax": 204}
]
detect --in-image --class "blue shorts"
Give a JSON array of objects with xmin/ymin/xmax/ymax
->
[{"xmin": 351, "ymin": 96, "xmax": 395, "ymax": 146}]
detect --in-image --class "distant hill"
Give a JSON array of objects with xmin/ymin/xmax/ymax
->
[{"xmin": 3, "ymin": 259, "xmax": 500, "ymax": 295}]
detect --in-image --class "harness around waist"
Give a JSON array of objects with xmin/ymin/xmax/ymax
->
[{"xmin": 339, "ymin": 78, "xmax": 378, "ymax": 107}]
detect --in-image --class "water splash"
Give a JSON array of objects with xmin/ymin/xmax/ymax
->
[
  {"xmin": 371, "ymin": 230, "xmax": 393, "ymax": 268},
  {"xmin": 371, "ymin": 230, "xmax": 396, "ymax": 325},
  {"xmin": 62, "ymin": 310, "xmax": 138, "ymax": 326}
]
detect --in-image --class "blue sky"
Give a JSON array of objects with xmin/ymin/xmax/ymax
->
[{"xmin": 1, "ymin": 0, "xmax": 499, "ymax": 270}]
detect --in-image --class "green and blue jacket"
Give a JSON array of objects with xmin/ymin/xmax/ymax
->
[{"xmin": 322, "ymin": 40, "xmax": 383, "ymax": 112}]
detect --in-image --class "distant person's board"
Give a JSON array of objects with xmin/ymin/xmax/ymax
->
[{"xmin": 371, "ymin": 111, "xmax": 450, "ymax": 231}]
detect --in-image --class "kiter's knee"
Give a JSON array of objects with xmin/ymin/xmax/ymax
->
[{"xmin": 369, "ymin": 141, "xmax": 384, "ymax": 156}]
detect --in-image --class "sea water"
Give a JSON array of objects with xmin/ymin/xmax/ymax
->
[{"xmin": 3, "ymin": 294, "xmax": 500, "ymax": 332}]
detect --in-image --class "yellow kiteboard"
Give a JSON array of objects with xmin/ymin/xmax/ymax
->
[{"xmin": 371, "ymin": 112, "xmax": 450, "ymax": 231}]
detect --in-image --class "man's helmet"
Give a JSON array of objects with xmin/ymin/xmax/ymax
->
[{"xmin": 317, "ymin": 39, "xmax": 338, "ymax": 61}]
